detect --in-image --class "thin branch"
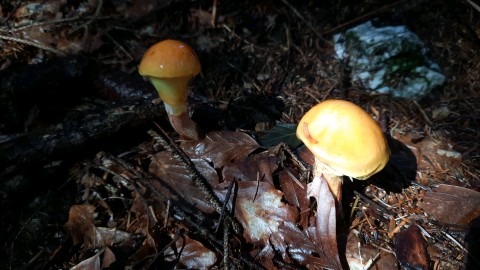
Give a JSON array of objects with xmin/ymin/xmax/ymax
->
[
  {"xmin": 70, "ymin": 0, "xmax": 104, "ymax": 34},
  {"xmin": 148, "ymin": 127, "xmax": 243, "ymax": 234},
  {"xmin": 280, "ymin": 0, "xmax": 330, "ymax": 44},
  {"xmin": 0, "ymin": 33, "xmax": 66, "ymax": 56}
]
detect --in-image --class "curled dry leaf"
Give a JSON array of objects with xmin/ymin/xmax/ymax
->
[
  {"xmin": 165, "ymin": 233, "xmax": 217, "ymax": 269},
  {"xmin": 216, "ymin": 181, "xmax": 298, "ymax": 246},
  {"xmin": 307, "ymin": 176, "xmax": 343, "ymax": 270},
  {"xmin": 64, "ymin": 204, "xmax": 136, "ymax": 249},
  {"xmin": 419, "ymin": 184, "xmax": 480, "ymax": 225},
  {"xmin": 180, "ymin": 130, "xmax": 261, "ymax": 168}
]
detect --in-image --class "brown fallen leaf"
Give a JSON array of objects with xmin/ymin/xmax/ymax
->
[
  {"xmin": 102, "ymin": 247, "xmax": 116, "ymax": 269},
  {"xmin": 165, "ymin": 233, "xmax": 217, "ymax": 269},
  {"xmin": 307, "ymin": 175, "xmax": 343, "ymax": 270},
  {"xmin": 180, "ymin": 130, "xmax": 261, "ymax": 168},
  {"xmin": 394, "ymin": 225, "xmax": 429, "ymax": 270},
  {"xmin": 268, "ymin": 222, "xmax": 342, "ymax": 269},
  {"xmin": 64, "ymin": 204, "xmax": 137, "ymax": 250},
  {"xmin": 216, "ymin": 181, "xmax": 298, "ymax": 246},
  {"xmin": 70, "ymin": 249, "xmax": 101, "ymax": 270},
  {"xmin": 64, "ymin": 204, "xmax": 97, "ymax": 247},
  {"xmin": 278, "ymin": 169, "xmax": 310, "ymax": 229},
  {"xmin": 346, "ymin": 229, "xmax": 400, "ymax": 270},
  {"xmin": 419, "ymin": 184, "xmax": 480, "ymax": 225},
  {"xmin": 149, "ymin": 151, "xmax": 219, "ymax": 213},
  {"xmin": 221, "ymin": 149, "xmax": 278, "ymax": 183}
]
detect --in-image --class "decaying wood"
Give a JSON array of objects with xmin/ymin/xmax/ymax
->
[{"xmin": 0, "ymin": 99, "xmax": 166, "ymax": 171}]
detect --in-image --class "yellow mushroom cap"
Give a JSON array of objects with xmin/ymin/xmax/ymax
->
[
  {"xmin": 296, "ymin": 99, "xmax": 390, "ymax": 179},
  {"xmin": 138, "ymin": 39, "xmax": 201, "ymax": 79}
]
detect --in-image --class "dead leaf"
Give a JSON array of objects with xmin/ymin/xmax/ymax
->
[
  {"xmin": 165, "ymin": 233, "xmax": 217, "ymax": 269},
  {"xmin": 268, "ymin": 222, "xmax": 342, "ymax": 269},
  {"xmin": 149, "ymin": 151, "xmax": 219, "ymax": 213},
  {"xmin": 64, "ymin": 204, "xmax": 97, "ymax": 247},
  {"xmin": 180, "ymin": 130, "xmax": 261, "ymax": 169},
  {"xmin": 221, "ymin": 150, "xmax": 278, "ymax": 183},
  {"xmin": 102, "ymin": 247, "xmax": 116, "ymax": 268},
  {"xmin": 346, "ymin": 230, "xmax": 399, "ymax": 270},
  {"xmin": 64, "ymin": 204, "xmax": 137, "ymax": 250},
  {"xmin": 95, "ymin": 227, "xmax": 135, "ymax": 247},
  {"xmin": 394, "ymin": 225, "xmax": 429, "ymax": 270},
  {"xmin": 278, "ymin": 169, "xmax": 310, "ymax": 229},
  {"xmin": 393, "ymin": 131, "xmax": 462, "ymax": 176},
  {"xmin": 255, "ymin": 243, "xmax": 276, "ymax": 269},
  {"xmin": 216, "ymin": 181, "xmax": 298, "ymax": 246},
  {"xmin": 307, "ymin": 176, "xmax": 343, "ymax": 270},
  {"xmin": 70, "ymin": 249, "xmax": 101, "ymax": 270},
  {"xmin": 419, "ymin": 184, "xmax": 480, "ymax": 225}
]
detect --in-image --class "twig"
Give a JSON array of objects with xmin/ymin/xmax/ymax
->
[
  {"xmin": 102, "ymin": 30, "xmax": 134, "ymax": 61},
  {"xmin": 354, "ymin": 190, "xmax": 396, "ymax": 216},
  {"xmin": 70, "ymin": 0, "xmax": 103, "ymax": 34},
  {"xmin": 222, "ymin": 24, "xmax": 271, "ymax": 52},
  {"xmin": 216, "ymin": 179, "xmax": 236, "ymax": 233},
  {"xmin": 145, "ymin": 228, "xmax": 184, "ymax": 268},
  {"xmin": 2, "ymin": 17, "xmax": 85, "ymax": 32},
  {"xmin": 148, "ymin": 127, "xmax": 242, "ymax": 234},
  {"xmin": 465, "ymin": 0, "xmax": 480, "ymax": 13},
  {"xmin": 223, "ymin": 221, "xmax": 230, "ymax": 270},
  {"xmin": 208, "ymin": 51, "xmax": 262, "ymax": 92},
  {"xmin": 280, "ymin": 0, "xmax": 330, "ymax": 44},
  {"xmin": 413, "ymin": 100, "xmax": 433, "ymax": 126},
  {"xmin": 0, "ymin": 33, "xmax": 66, "ymax": 56},
  {"xmin": 211, "ymin": 0, "xmax": 218, "ymax": 27},
  {"xmin": 92, "ymin": 161, "xmax": 157, "ymax": 224}
]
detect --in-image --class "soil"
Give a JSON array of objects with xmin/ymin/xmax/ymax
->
[{"xmin": 1, "ymin": 0, "xmax": 479, "ymax": 269}]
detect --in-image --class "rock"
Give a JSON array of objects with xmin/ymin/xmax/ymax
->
[{"xmin": 333, "ymin": 21, "xmax": 445, "ymax": 99}]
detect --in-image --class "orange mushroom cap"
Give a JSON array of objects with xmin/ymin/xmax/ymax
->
[
  {"xmin": 139, "ymin": 39, "xmax": 201, "ymax": 79},
  {"xmin": 296, "ymin": 99, "xmax": 390, "ymax": 180}
]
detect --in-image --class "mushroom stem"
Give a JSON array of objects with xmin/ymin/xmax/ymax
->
[
  {"xmin": 150, "ymin": 77, "xmax": 189, "ymax": 115},
  {"xmin": 149, "ymin": 77, "xmax": 203, "ymax": 140},
  {"xmin": 313, "ymin": 159, "xmax": 343, "ymax": 202}
]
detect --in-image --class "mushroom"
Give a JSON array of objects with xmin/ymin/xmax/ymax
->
[
  {"xmin": 139, "ymin": 39, "xmax": 203, "ymax": 140},
  {"xmin": 296, "ymin": 99, "xmax": 390, "ymax": 201}
]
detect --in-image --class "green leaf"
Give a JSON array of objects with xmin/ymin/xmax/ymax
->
[{"xmin": 259, "ymin": 122, "xmax": 302, "ymax": 148}]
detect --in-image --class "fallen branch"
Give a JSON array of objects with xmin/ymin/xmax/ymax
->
[{"xmin": 0, "ymin": 99, "xmax": 166, "ymax": 173}]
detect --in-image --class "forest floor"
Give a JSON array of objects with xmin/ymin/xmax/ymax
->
[{"xmin": 1, "ymin": 0, "xmax": 480, "ymax": 269}]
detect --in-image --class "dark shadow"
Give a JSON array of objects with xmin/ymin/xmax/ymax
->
[
  {"xmin": 192, "ymin": 92, "xmax": 285, "ymax": 133},
  {"xmin": 341, "ymin": 134, "xmax": 418, "ymax": 225},
  {"xmin": 370, "ymin": 134, "xmax": 418, "ymax": 193},
  {"xmin": 465, "ymin": 216, "xmax": 480, "ymax": 270},
  {"xmin": 342, "ymin": 133, "xmax": 418, "ymax": 195}
]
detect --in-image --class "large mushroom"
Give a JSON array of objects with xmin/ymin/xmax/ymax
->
[
  {"xmin": 296, "ymin": 99, "xmax": 390, "ymax": 201},
  {"xmin": 139, "ymin": 39, "xmax": 203, "ymax": 140}
]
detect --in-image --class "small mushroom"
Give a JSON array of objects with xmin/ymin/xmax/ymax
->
[
  {"xmin": 139, "ymin": 39, "xmax": 203, "ymax": 139},
  {"xmin": 296, "ymin": 99, "xmax": 390, "ymax": 200}
]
